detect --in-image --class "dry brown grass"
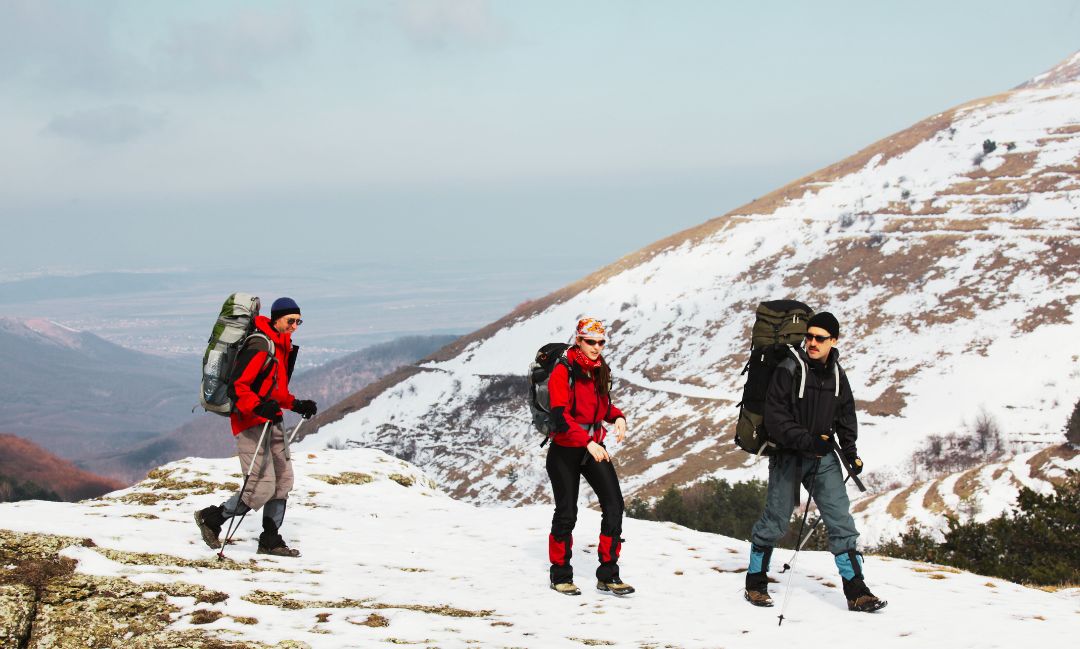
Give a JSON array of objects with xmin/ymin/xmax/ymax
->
[
  {"xmin": 967, "ymin": 152, "xmax": 1039, "ymax": 180},
  {"xmin": 953, "ymin": 467, "xmax": 986, "ymax": 501},
  {"xmin": 851, "ymin": 493, "xmax": 885, "ymax": 515},
  {"xmin": 1018, "ymin": 297, "xmax": 1078, "ymax": 333},
  {"xmin": 1025, "ymin": 443, "xmax": 1080, "ymax": 483},
  {"xmin": 921, "ymin": 482, "xmax": 947, "ymax": 515},
  {"xmin": 352, "ymin": 613, "xmax": 390, "ymax": 627},
  {"xmin": 886, "ymin": 483, "xmax": 920, "ymax": 519}
]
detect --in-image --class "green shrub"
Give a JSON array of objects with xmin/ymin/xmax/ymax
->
[{"xmin": 627, "ymin": 478, "xmax": 768, "ymax": 540}]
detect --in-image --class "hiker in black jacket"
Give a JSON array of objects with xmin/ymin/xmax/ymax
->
[{"xmin": 744, "ymin": 312, "xmax": 886, "ymax": 613}]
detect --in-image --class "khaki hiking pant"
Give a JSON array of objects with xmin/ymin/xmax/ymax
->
[{"xmin": 233, "ymin": 422, "xmax": 294, "ymax": 512}]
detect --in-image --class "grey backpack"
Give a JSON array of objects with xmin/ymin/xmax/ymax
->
[{"xmin": 199, "ymin": 293, "xmax": 274, "ymax": 416}]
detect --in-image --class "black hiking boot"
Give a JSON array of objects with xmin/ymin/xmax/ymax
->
[
  {"xmin": 258, "ymin": 518, "xmax": 300, "ymax": 558},
  {"xmin": 843, "ymin": 577, "xmax": 887, "ymax": 612},
  {"xmin": 194, "ymin": 506, "xmax": 226, "ymax": 549},
  {"xmin": 744, "ymin": 570, "xmax": 773, "ymax": 607}
]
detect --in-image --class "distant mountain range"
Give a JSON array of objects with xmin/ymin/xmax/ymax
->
[
  {"xmin": 84, "ymin": 334, "xmax": 459, "ymax": 483},
  {"xmin": 0, "ymin": 317, "xmax": 192, "ymax": 460},
  {"xmin": 306, "ymin": 50, "xmax": 1080, "ymax": 514},
  {"xmin": 0, "ymin": 433, "xmax": 123, "ymax": 501}
]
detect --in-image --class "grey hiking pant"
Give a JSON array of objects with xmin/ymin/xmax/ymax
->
[
  {"xmin": 750, "ymin": 452, "xmax": 859, "ymax": 555},
  {"xmin": 221, "ymin": 423, "xmax": 294, "ymax": 527}
]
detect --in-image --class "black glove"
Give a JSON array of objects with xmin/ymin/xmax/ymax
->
[
  {"xmin": 292, "ymin": 399, "xmax": 318, "ymax": 419},
  {"xmin": 253, "ymin": 400, "xmax": 281, "ymax": 420},
  {"xmin": 550, "ymin": 406, "xmax": 570, "ymax": 434},
  {"xmin": 844, "ymin": 451, "xmax": 864, "ymax": 476},
  {"xmin": 807, "ymin": 433, "xmax": 832, "ymax": 457}
]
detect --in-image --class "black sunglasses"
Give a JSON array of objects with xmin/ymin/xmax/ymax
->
[
  {"xmin": 804, "ymin": 333, "xmax": 832, "ymax": 343},
  {"xmin": 286, "ymin": 317, "xmax": 303, "ymax": 326},
  {"xmin": 581, "ymin": 338, "xmax": 605, "ymax": 347}
]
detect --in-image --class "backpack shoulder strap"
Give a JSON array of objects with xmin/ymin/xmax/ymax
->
[
  {"xmin": 781, "ymin": 345, "xmax": 807, "ymax": 399},
  {"xmin": 556, "ymin": 354, "xmax": 576, "ymax": 410},
  {"xmin": 244, "ymin": 332, "xmax": 275, "ymax": 360},
  {"xmin": 243, "ymin": 332, "xmax": 277, "ymax": 392}
]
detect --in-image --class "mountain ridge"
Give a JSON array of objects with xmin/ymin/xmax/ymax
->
[{"xmin": 305, "ymin": 50, "xmax": 1080, "ymax": 514}]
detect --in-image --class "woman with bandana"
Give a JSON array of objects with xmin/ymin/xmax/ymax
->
[{"xmin": 546, "ymin": 318, "xmax": 634, "ymax": 596}]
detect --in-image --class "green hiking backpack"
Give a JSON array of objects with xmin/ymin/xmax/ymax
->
[
  {"xmin": 199, "ymin": 293, "xmax": 274, "ymax": 417},
  {"xmin": 734, "ymin": 300, "xmax": 814, "ymax": 454}
]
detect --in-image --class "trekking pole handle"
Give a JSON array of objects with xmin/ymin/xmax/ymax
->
[{"xmin": 830, "ymin": 439, "xmax": 867, "ymax": 492}]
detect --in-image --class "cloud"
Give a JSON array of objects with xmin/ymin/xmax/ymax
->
[
  {"xmin": 397, "ymin": 0, "xmax": 508, "ymax": 50},
  {"xmin": 160, "ymin": 7, "xmax": 310, "ymax": 89},
  {"xmin": 43, "ymin": 105, "xmax": 165, "ymax": 145},
  {"xmin": 0, "ymin": 1, "xmax": 309, "ymax": 94},
  {"xmin": 0, "ymin": 0, "xmax": 148, "ymax": 93}
]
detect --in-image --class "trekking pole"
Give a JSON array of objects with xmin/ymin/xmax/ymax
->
[
  {"xmin": 777, "ymin": 457, "xmax": 822, "ymax": 627},
  {"xmin": 286, "ymin": 416, "xmax": 308, "ymax": 446},
  {"xmin": 217, "ymin": 421, "xmax": 271, "ymax": 561}
]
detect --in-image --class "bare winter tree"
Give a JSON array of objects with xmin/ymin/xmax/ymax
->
[{"xmin": 973, "ymin": 408, "xmax": 1003, "ymax": 457}]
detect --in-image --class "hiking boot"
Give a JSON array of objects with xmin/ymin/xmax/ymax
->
[
  {"xmin": 257, "ymin": 542, "xmax": 301, "ymax": 557},
  {"xmin": 194, "ymin": 506, "xmax": 225, "ymax": 549},
  {"xmin": 550, "ymin": 582, "xmax": 581, "ymax": 596},
  {"xmin": 258, "ymin": 527, "xmax": 300, "ymax": 557},
  {"xmin": 744, "ymin": 569, "xmax": 772, "ymax": 607},
  {"xmin": 744, "ymin": 587, "xmax": 774, "ymax": 607},
  {"xmin": 843, "ymin": 577, "xmax": 887, "ymax": 612},
  {"xmin": 596, "ymin": 580, "xmax": 635, "ymax": 596}
]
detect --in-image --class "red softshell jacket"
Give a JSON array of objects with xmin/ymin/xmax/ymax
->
[
  {"xmin": 229, "ymin": 315, "xmax": 297, "ymax": 435},
  {"xmin": 548, "ymin": 359, "xmax": 625, "ymax": 447}
]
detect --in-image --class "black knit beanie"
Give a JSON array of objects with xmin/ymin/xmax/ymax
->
[{"xmin": 807, "ymin": 312, "xmax": 840, "ymax": 339}]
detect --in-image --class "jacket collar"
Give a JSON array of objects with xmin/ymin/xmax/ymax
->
[{"xmin": 254, "ymin": 315, "xmax": 291, "ymax": 349}]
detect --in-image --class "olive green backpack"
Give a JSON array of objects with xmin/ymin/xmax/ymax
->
[{"xmin": 733, "ymin": 300, "xmax": 814, "ymax": 455}]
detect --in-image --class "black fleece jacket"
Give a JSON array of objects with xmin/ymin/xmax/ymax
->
[{"xmin": 763, "ymin": 347, "xmax": 858, "ymax": 458}]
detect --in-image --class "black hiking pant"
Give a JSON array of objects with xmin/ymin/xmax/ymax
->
[{"xmin": 546, "ymin": 442, "xmax": 625, "ymax": 584}]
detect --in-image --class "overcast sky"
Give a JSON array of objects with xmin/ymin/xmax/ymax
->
[{"xmin": 2, "ymin": 0, "xmax": 1078, "ymax": 276}]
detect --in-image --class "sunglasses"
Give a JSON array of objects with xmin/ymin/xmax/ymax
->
[
  {"xmin": 804, "ymin": 333, "xmax": 832, "ymax": 343},
  {"xmin": 581, "ymin": 338, "xmax": 605, "ymax": 347},
  {"xmin": 286, "ymin": 317, "xmax": 303, "ymax": 326}
]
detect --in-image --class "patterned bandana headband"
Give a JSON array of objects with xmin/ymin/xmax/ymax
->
[{"xmin": 575, "ymin": 317, "xmax": 607, "ymax": 340}]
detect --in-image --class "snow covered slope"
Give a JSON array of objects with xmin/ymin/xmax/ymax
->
[
  {"xmin": 1, "ymin": 449, "xmax": 1076, "ymax": 648},
  {"xmin": 307, "ymin": 51, "xmax": 1080, "ymax": 509},
  {"xmin": 853, "ymin": 442, "xmax": 1080, "ymax": 543}
]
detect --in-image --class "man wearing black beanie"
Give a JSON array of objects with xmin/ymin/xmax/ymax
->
[{"xmin": 743, "ymin": 310, "xmax": 886, "ymax": 613}]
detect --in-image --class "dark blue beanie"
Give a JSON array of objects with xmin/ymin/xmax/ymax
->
[{"xmin": 270, "ymin": 297, "xmax": 301, "ymax": 322}]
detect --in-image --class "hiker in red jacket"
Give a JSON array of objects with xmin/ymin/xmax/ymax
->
[
  {"xmin": 547, "ymin": 317, "xmax": 634, "ymax": 596},
  {"xmin": 195, "ymin": 297, "xmax": 317, "ymax": 557}
]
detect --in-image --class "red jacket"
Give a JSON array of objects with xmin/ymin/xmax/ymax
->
[
  {"xmin": 229, "ymin": 315, "xmax": 298, "ymax": 435},
  {"xmin": 548, "ymin": 357, "xmax": 625, "ymax": 447}
]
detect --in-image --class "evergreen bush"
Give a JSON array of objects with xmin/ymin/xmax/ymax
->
[
  {"xmin": 1066, "ymin": 397, "xmax": 1080, "ymax": 446},
  {"xmin": 626, "ymin": 478, "xmax": 768, "ymax": 540}
]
